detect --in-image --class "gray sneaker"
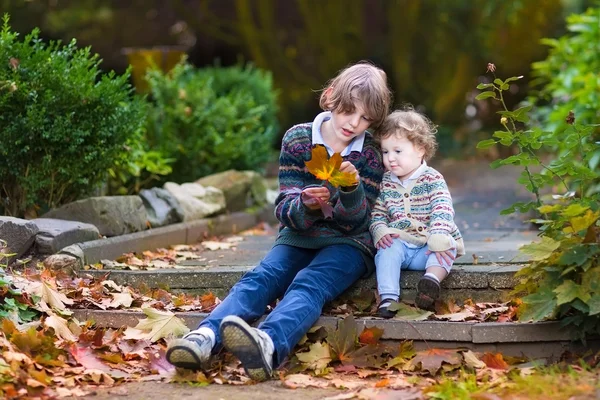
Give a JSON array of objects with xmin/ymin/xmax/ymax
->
[
  {"xmin": 166, "ymin": 330, "xmax": 213, "ymax": 370},
  {"xmin": 220, "ymin": 316, "xmax": 274, "ymax": 381}
]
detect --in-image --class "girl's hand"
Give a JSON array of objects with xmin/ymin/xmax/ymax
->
[
  {"xmin": 425, "ymin": 249, "xmax": 456, "ymax": 267},
  {"xmin": 375, "ymin": 233, "xmax": 399, "ymax": 249},
  {"xmin": 301, "ymin": 186, "xmax": 330, "ymax": 210},
  {"xmin": 339, "ymin": 161, "xmax": 360, "ymax": 183}
]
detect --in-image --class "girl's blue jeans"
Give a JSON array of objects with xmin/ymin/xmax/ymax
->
[
  {"xmin": 198, "ymin": 244, "xmax": 366, "ymax": 367},
  {"xmin": 375, "ymin": 238, "xmax": 456, "ymax": 301}
]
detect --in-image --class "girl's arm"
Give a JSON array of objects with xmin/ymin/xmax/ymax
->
[{"xmin": 427, "ymin": 175, "xmax": 457, "ymax": 251}]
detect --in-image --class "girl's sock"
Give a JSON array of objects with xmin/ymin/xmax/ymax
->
[
  {"xmin": 424, "ymin": 272, "xmax": 440, "ymax": 283},
  {"xmin": 379, "ymin": 295, "xmax": 399, "ymax": 307}
]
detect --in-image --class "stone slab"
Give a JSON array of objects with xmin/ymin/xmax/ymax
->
[
  {"xmin": 32, "ymin": 218, "xmax": 100, "ymax": 254},
  {"xmin": 0, "ymin": 216, "xmax": 39, "ymax": 260},
  {"xmin": 72, "ymin": 204, "xmax": 274, "ymax": 265},
  {"xmin": 472, "ymin": 322, "xmax": 572, "ymax": 343},
  {"xmin": 72, "ymin": 309, "xmax": 583, "ymax": 346}
]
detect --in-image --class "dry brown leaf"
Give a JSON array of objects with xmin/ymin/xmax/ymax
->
[
  {"xmin": 463, "ymin": 350, "xmax": 486, "ymax": 369},
  {"xmin": 44, "ymin": 313, "xmax": 78, "ymax": 342}
]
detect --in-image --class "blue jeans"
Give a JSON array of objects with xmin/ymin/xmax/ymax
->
[
  {"xmin": 375, "ymin": 238, "xmax": 456, "ymax": 300},
  {"xmin": 198, "ymin": 244, "xmax": 366, "ymax": 367}
]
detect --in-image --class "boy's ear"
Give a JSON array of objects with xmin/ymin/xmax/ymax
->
[{"xmin": 323, "ymin": 86, "xmax": 334, "ymax": 109}]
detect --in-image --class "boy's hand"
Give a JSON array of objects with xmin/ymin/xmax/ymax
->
[
  {"xmin": 301, "ymin": 186, "xmax": 330, "ymax": 210},
  {"xmin": 425, "ymin": 249, "xmax": 456, "ymax": 267},
  {"xmin": 339, "ymin": 161, "xmax": 360, "ymax": 183},
  {"xmin": 375, "ymin": 233, "xmax": 399, "ymax": 249}
]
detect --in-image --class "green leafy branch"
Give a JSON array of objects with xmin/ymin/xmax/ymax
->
[{"xmin": 476, "ymin": 64, "xmax": 600, "ymax": 340}]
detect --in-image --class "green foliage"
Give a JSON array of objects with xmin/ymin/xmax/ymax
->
[
  {"xmin": 0, "ymin": 14, "xmax": 145, "ymax": 217},
  {"xmin": 145, "ymin": 61, "xmax": 279, "ymax": 183},
  {"xmin": 526, "ymin": 6, "xmax": 600, "ymax": 194},
  {"xmin": 106, "ymin": 118, "xmax": 174, "ymax": 195},
  {"xmin": 0, "ymin": 240, "xmax": 38, "ymax": 326},
  {"xmin": 476, "ymin": 67, "xmax": 600, "ymax": 340}
]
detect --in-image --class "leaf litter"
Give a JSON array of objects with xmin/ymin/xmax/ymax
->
[{"xmin": 2, "ymin": 223, "xmax": 599, "ymax": 399}]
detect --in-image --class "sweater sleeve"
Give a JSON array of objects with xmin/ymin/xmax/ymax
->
[
  {"xmin": 426, "ymin": 175, "xmax": 457, "ymax": 252},
  {"xmin": 369, "ymin": 182, "xmax": 391, "ymax": 245},
  {"xmin": 332, "ymin": 145, "xmax": 384, "ymax": 234},
  {"xmin": 274, "ymin": 131, "xmax": 321, "ymax": 231}
]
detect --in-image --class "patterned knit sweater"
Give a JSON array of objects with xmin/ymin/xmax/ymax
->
[
  {"xmin": 369, "ymin": 167, "xmax": 465, "ymax": 256},
  {"xmin": 274, "ymin": 123, "xmax": 385, "ymax": 272}
]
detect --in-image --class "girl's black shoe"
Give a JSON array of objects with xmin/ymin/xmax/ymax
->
[{"xmin": 376, "ymin": 299, "xmax": 397, "ymax": 319}]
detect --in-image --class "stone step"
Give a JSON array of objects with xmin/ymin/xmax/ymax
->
[
  {"xmin": 83, "ymin": 262, "xmax": 522, "ymax": 303},
  {"xmin": 72, "ymin": 309, "xmax": 599, "ymax": 360}
]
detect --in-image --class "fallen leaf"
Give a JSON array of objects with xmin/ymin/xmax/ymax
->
[
  {"xmin": 463, "ymin": 350, "xmax": 486, "ymax": 369},
  {"xmin": 408, "ymin": 348, "xmax": 462, "ymax": 375},
  {"xmin": 388, "ymin": 302, "xmax": 432, "ymax": 321},
  {"xmin": 433, "ymin": 310, "xmax": 476, "ymax": 322},
  {"xmin": 201, "ymin": 241, "xmax": 236, "ymax": 251},
  {"xmin": 481, "ymin": 352, "xmax": 509, "ymax": 370},
  {"xmin": 358, "ymin": 326, "xmax": 384, "ymax": 345},
  {"xmin": 296, "ymin": 342, "xmax": 332, "ymax": 373},
  {"xmin": 282, "ymin": 374, "xmax": 330, "ymax": 389},
  {"xmin": 123, "ymin": 306, "xmax": 189, "ymax": 342},
  {"xmin": 44, "ymin": 314, "xmax": 77, "ymax": 342},
  {"xmin": 327, "ymin": 315, "xmax": 358, "ymax": 361},
  {"xmin": 108, "ymin": 292, "xmax": 134, "ymax": 308}
]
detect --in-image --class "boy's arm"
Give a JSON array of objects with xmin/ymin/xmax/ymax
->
[
  {"xmin": 427, "ymin": 175, "xmax": 457, "ymax": 252},
  {"xmin": 274, "ymin": 134, "xmax": 322, "ymax": 231},
  {"xmin": 332, "ymin": 148, "xmax": 384, "ymax": 234}
]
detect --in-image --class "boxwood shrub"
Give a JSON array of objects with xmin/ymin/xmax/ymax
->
[{"xmin": 0, "ymin": 15, "xmax": 145, "ymax": 217}]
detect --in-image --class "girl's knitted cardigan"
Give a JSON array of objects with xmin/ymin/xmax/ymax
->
[{"xmin": 369, "ymin": 168, "xmax": 465, "ymax": 256}]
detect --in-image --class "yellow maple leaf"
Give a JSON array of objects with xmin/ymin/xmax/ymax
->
[{"xmin": 305, "ymin": 146, "xmax": 358, "ymax": 188}]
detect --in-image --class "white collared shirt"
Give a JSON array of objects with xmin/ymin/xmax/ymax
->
[
  {"xmin": 311, "ymin": 111, "xmax": 366, "ymax": 156},
  {"xmin": 390, "ymin": 161, "xmax": 428, "ymax": 188}
]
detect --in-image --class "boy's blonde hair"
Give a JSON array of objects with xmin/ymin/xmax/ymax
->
[
  {"xmin": 319, "ymin": 61, "xmax": 392, "ymax": 129},
  {"xmin": 376, "ymin": 107, "xmax": 439, "ymax": 161}
]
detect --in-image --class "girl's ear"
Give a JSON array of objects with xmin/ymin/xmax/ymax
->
[{"xmin": 416, "ymin": 145, "xmax": 426, "ymax": 160}]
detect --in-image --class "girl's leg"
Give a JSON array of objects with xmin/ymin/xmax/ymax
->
[
  {"xmin": 199, "ymin": 244, "xmax": 316, "ymax": 344},
  {"xmin": 408, "ymin": 242, "xmax": 457, "ymax": 310},
  {"xmin": 259, "ymin": 244, "xmax": 366, "ymax": 367},
  {"xmin": 374, "ymin": 238, "xmax": 406, "ymax": 302}
]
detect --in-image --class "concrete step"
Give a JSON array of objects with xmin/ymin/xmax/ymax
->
[
  {"xmin": 83, "ymin": 262, "xmax": 522, "ymax": 303},
  {"xmin": 72, "ymin": 309, "xmax": 599, "ymax": 360}
]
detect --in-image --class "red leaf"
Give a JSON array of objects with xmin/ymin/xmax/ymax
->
[
  {"xmin": 358, "ymin": 327, "xmax": 384, "ymax": 345},
  {"xmin": 481, "ymin": 352, "xmax": 509, "ymax": 370}
]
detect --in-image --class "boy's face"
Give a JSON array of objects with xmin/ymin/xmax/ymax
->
[
  {"xmin": 329, "ymin": 99, "xmax": 373, "ymax": 144},
  {"xmin": 381, "ymin": 134, "xmax": 425, "ymax": 180}
]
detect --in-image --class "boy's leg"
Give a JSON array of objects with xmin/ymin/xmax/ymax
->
[
  {"xmin": 167, "ymin": 245, "xmax": 314, "ymax": 370},
  {"xmin": 374, "ymin": 239, "xmax": 406, "ymax": 318},
  {"xmin": 255, "ymin": 244, "xmax": 366, "ymax": 368}
]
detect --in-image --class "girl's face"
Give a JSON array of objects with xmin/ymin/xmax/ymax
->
[
  {"xmin": 329, "ymin": 100, "xmax": 373, "ymax": 145},
  {"xmin": 381, "ymin": 134, "xmax": 425, "ymax": 180}
]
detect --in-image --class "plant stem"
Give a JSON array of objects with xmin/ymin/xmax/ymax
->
[{"xmin": 497, "ymin": 88, "xmax": 542, "ymax": 205}]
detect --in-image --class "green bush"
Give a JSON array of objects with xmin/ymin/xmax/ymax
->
[
  {"xmin": 476, "ymin": 68, "xmax": 600, "ymax": 341},
  {"xmin": 526, "ymin": 6, "xmax": 600, "ymax": 194},
  {"xmin": 145, "ymin": 61, "xmax": 279, "ymax": 183},
  {"xmin": 0, "ymin": 15, "xmax": 145, "ymax": 217}
]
